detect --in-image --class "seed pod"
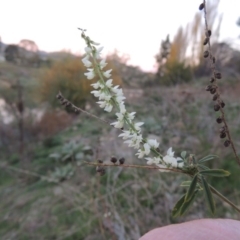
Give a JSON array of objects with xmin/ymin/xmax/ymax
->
[
  {"xmin": 110, "ymin": 156, "xmax": 117, "ymax": 164},
  {"xmin": 224, "ymin": 140, "xmax": 231, "ymax": 147},
  {"xmin": 206, "ymin": 85, "xmax": 212, "ymax": 91},
  {"xmin": 119, "ymin": 157, "xmax": 125, "ymax": 165},
  {"xmin": 215, "ymin": 72, "xmax": 222, "ymax": 79},
  {"xmin": 61, "ymin": 100, "xmax": 68, "ymax": 106},
  {"xmin": 216, "ymin": 117, "xmax": 223, "ymax": 123},
  {"xmin": 220, "ymin": 101, "xmax": 225, "ymax": 108},
  {"xmin": 210, "ymin": 88, "xmax": 216, "ymax": 94},
  {"xmin": 56, "ymin": 93, "xmax": 62, "ymax": 100},
  {"xmin": 204, "ymin": 51, "xmax": 209, "ymax": 58},
  {"xmin": 210, "ymin": 77, "xmax": 215, "ymax": 83},
  {"xmin": 212, "ymin": 57, "xmax": 216, "ymax": 63},
  {"xmin": 199, "ymin": 3, "xmax": 205, "ymax": 10},
  {"xmin": 212, "ymin": 94, "xmax": 218, "ymax": 101},
  {"xmin": 203, "ymin": 37, "xmax": 209, "ymax": 45},
  {"xmin": 207, "ymin": 30, "xmax": 212, "ymax": 37},
  {"xmin": 220, "ymin": 132, "xmax": 226, "ymax": 138},
  {"xmin": 219, "ymin": 126, "xmax": 226, "ymax": 133},
  {"xmin": 214, "ymin": 104, "xmax": 220, "ymax": 111}
]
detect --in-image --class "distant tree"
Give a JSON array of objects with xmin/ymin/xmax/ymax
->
[
  {"xmin": 4, "ymin": 44, "xmax": 19, "ymax": 63},
  {"xmin": 155, "ymin": 35, "xmax": 171, "ymax": 78},
  {"xmin": 18, "ymin": 39, "xmax": 40, "ymax": 67},
  {"xmin": 38, "ymin": 57, "xmax": 122, "ymax": 111}
]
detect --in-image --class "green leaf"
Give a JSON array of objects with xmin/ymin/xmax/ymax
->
[
  {"xmin": 197, "ymin": 164, "xmax": 210, "ymax": 170},
  {"xmin": 201, "ymin": 175, "xmax": 215, "ymax": 214},
  {"xmin": 181, "ymin": 151, "xmax": 187, "ymax": 159},
  {"xmin": 185, "ymin": 174, "xmax": 198, "ymax": 202},
  {"xmin": 200, "ymin": 169, "xmax": 230, "ymax": 177},
  {"xmin": 180, "ymin": 190, "xmax": 198, "ymax": 216},
  {"xmin": 198, "ymin": 155, "xmax": 218, "ymax": 163},
  {"xmin": 180, "ymin": 181, "xmax": 192, "ymax": 187},
  {"xmin": 172, "ymin": 194, "xmax": 186, "ymax": 218}
]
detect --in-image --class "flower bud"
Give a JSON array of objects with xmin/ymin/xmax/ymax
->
[
  {"xmin": 98, "ymin": 159, "xmax": 103, "ymax": 164},
  {"xmin": 212, "ymin": 57, "xmax": 216, "ymax": 63}
]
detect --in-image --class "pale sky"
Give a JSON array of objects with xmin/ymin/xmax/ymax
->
[{"xmin": 0, "ymin": 0, "xmax": 239, "ymax": 71}]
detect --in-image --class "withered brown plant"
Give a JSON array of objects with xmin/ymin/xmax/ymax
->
[{"xmin": 200, "ymin": 1, "xmax": 240, "ymax": 165}]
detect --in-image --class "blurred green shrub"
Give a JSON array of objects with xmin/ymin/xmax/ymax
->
[
  {"xmin": 39, "ymin": 58, "xmax": 92, "ymax": 109},
  {"xmin": 160, "ymin": 61, "xmax": 192, "ymax": 85},
  {"xmin": 38, "ymin": 57, "xmax": 122, "ymax": 110}
]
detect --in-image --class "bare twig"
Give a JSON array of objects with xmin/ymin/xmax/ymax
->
[
  {"xmin": 56, "ymin": 91, "xmax": 111, "ymax": 125},
  {"xmin": 202, "ymin": 0, "xmax": 240, "ymax": 165}
]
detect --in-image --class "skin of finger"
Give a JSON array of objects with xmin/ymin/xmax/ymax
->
[{"xmin": 140, "ymin": 219, "xmax": 240, "ymax": 240}]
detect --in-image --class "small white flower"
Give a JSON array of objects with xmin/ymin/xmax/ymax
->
[
  {"xmin": 132, "ymin": 133, "xmax": 143, "ymax": 148},
  {"xmin": 82, "ymin": 55, "xmax": 92, "ymax": 67},
  {"xmin": 145, "ymin": 157, "xmax": 154, "ymax": 165},
  {"xmin": 134, "ymin": 122, "xmax": 144, "ymax": 131},
  {"xmin": 84, "ymin": 46, "xmax": 92, "ymax": 54},
  {"xmin": 163, "ymin": 155, "xmax": 177, "ymax": 167},
  {"xmin": 116, "ymin": 112, "xmax": 124, "ymax": 121},
  {"xmin": 119, "ymin": 103, "xmax": 126, "ymax": 114},
  {"xmin": 111, "ymin": 85, "xmax": 120, "ymax": 94},
  {"xmin": 91, "ymin": 90, "xmax": 101, "ymax": 98},
  {"xmin": 119, "ymin": 130, "xmax": 131, "ymax": 139},
  {"xmin": 84, "ymin": 68, "xmax": 95, "ymax": 80},
  {"xmin": 167, "ymin": 147, "xmax": 174, "ymax": 157},
  {"xmin": 102, "ymin": 95, "xmax": 111, "ymax": 101},
  {"xmin": 97, "ymin": 101, "xmax": 106, "ymax": 108},
  {"xmin": 91, "ymin": 82, "xmax": 101, "ymax": 89},
  {"xmin": 103, "ymin": 69, "xmax": 112, "ymax": 78},
  {"xmin": 147, "ymin": 139, "xmax": 159, "ymax": 149},
  {"xmin": 105, "ymin": 79, "xmax": 113, "ymax": 88},
  {"xmin": 100, "ymin": 59, "xmax": 107, "ymax": 69},
  {"xmin": 115, "ymin": 95, "xmax": 126, "ymax": 103},
  {"xmin": 136, "ymin": 143, "xmax": 151, "ymax": 158},
  {"xmin": 128, "ymin": 112, "xmax": 136, "ymax": 121},
  {"xmin": 111, "ymin": 120, "xmax": 124, "ymax": 129},
  {"xmin": 112, "ymin": 87, "xmax": 123, "ymax": 97},
  {"xmin": 94, "ymin": 46, "xmax": 104, "ymax": 59},
  {"xmin": 104, "ymin": 103, "xmax": 113, "ymax": 112}
]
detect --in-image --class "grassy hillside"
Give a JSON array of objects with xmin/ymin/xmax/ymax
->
[{"xmin": 0, "ymin": 58, "xmax": 240, "ymax": 239}]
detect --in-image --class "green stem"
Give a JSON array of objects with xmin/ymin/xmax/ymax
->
[{"xmin": 209, "ymin": 184, "xmax": 240, "ymax": 213}]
